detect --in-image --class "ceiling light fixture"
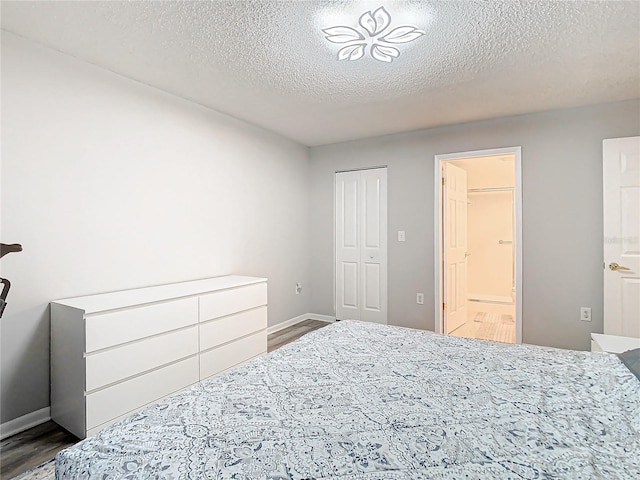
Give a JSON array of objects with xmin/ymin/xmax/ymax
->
[{"xmin": 322, "ymin": 6, "xmax": 425, "ymax": 63}]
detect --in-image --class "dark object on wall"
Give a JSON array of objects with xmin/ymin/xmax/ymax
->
[
  {"xmin": 618, "ymin": 348, "xmax": 640, "ymax": 381},
  {"xmin": 0, "ymin": 242, "xmax": 23, "ymax": 318},
  {"xmin": 1, "ymin": 243, "xmax": 22, "ymax": 258},
  {"xmin": 0, "ymin": 278, "xmax": 11, "ymax": 318}
]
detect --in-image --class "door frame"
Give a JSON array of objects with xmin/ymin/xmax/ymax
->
[{"xmin": 434, "ymin": 147, "xmax": 523, "ymax": 343}]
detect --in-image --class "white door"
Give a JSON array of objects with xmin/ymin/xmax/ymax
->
[
  {"xmin": 335, "ymin": 171, "xmax": 361, "ymax": 321},
  {"xmin": 335, "ymin": 168, "xmax": 387, "ymax": 324},
  {"xmin": 443, "ymin": 163, "xmax": 468, "ymax": 334},
  {"xmin": 604, "ymin": 137, "xmax": 640, "ymax": 338}
]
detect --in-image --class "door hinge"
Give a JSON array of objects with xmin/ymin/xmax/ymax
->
[
  {"xmin": 443, "ymin": 302, "xmax": 446, "ymax": 311},
  {"xmin": 442, "ymin": 177, "xmax": 446, "ymax": 186}
]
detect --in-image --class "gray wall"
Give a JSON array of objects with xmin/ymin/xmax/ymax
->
[
  {"xmin": 309, "ymin": 100, "xmax": 640, "ymax": 351},
  {"xmin": 1, "ymin": 33, "xmax": 310, "ymax": 424}
]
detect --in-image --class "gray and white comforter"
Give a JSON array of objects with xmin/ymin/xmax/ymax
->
[{"xmin": 56, "ymin": 320, "xmax": 640, "ymax": 479}]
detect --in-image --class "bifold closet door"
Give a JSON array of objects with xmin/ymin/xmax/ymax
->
[{"xmin": 335, "ymin": 168, "xmax": 387, "ymax": 324}]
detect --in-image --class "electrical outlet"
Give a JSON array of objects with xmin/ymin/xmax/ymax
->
[
  {"xmin": 416, "ymin": 293, "xmax": 424, "ymax": 305},
  {"xmin": 580, "ymin": 307, "xmax": 591, "ymax": 322},
  {"xmin": 295, "ymin": 282, "xmax": 302, "ymax": 295},
  {"xmin": 398, "ymin": 230, "xmax": 406, "ymax": 242}
]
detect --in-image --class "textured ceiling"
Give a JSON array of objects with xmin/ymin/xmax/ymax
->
[{"xmin": 2, "ymin": 0, "xmax": 639, "ymax": 146}]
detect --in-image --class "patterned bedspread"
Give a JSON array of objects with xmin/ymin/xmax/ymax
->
[{"xmin": 56, "ymin": 320, "xmax": 640, "ymax": 479}]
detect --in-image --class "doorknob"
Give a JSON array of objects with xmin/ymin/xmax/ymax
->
[
  {"xmin": 465, "ymin": 252, "xmax": 471, "ymax": 258},
  {"xmin": 609, "ymin": 262, "xmax": 631, "ymax": 271}
]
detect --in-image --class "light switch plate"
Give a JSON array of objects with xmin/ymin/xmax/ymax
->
[{"xmin": 398, "ymin": 231, "xmax": 406, "ymax": 242}]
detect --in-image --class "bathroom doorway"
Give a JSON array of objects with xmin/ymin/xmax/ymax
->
[{"xmin": 434, "ymin": 147, "xmax": 522, "ymax": 344}]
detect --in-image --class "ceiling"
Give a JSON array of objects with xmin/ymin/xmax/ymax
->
[{"xmin": 2, "ymin": 0, "xmax": 639, "ymax": 146}]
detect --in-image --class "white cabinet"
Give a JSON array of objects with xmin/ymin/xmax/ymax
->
[
  {"xmin": 51, "ymin": 275, "xmax": 267, "ymax": 438},
  {"xmin": 591, "ymin": 333, "xmax": 640, "ymax": 354}
]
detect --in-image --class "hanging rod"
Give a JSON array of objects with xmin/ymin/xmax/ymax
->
[{"xmin": 468, "ymin": 187, "xmax": 514, "ymax": 193}]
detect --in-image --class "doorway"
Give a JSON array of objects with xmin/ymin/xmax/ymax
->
[
  {"xmin": 434, "ymin": 148, "xmax": 522, "ymax": 343},
  {"xmin": 335, "ymin": 167, "xmax": 388, "ymax": 324}
]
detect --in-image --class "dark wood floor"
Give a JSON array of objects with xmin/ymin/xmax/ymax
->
[
  {"xmin": 267, "ymin": 319, "xmax": 329, "ymax": 352},
  {"xmin": 0, "ymin": 319, "xmax": 331, "ymax": 479},
  {"xmin": 0, "ymin": 420, "xmax": 76, "ymax": 479}
]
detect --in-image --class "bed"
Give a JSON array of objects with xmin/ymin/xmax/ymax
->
[{"xmin": 56, "ymin": 320, "xmax": 640, "ymax": 479}]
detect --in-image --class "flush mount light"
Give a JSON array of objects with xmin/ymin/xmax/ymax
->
[{"xmin": 322, "ymin": 6, "xmax": 425, "ymax": 63}]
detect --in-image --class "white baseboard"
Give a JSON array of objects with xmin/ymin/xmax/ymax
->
[
  {"xmin": 267, "ymin": 314, "xmax": 308, "ymax": 334},
  {"xmin": 267, "ymin": 313, "xmax": 336, "ymax": 335},
  {"xmin": 0, "ymin": 406, "xmax": 51, "ymax": 440},
  {"xmin": 306, "ymin": 313, "xmax": 336, "ymax": 323}
]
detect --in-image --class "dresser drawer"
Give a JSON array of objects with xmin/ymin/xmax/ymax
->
[
  {"xmin": 85, "ymin": 381, "xmax": 196, "ymax": 437},
  {"xmin": 85, "ymin": 326, "xmax": 199, "ymax": 391},
  {"xmin": 200, "ymin": 307, "xmax": 266, "ymax": 352},
  {"xmin": 199, "ymin": 283, "xmax": 267, "ymax": 322},
  {"xmin": 86, "ymin": 355, "xmax": 199, "ymax": 429},
  {"xmin": 85, "ymin": 297, "xmax": 198, "ymax": 352},
  {"xmin": 200, "ymin": 330, "xmax": 266, "ymax": 380}
]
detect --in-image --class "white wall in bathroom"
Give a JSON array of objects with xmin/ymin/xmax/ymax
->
[
  {"xmin": 467, "ymin": 191, "xmax": 514, "ymax": 298},
  {"xmin": 449, "ymin": 156, "xmax": 515, "ymax": 299}
]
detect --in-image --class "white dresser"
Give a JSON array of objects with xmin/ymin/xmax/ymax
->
[
  {"xmin": 591, "ymin": 333, "xmax": 640, "ymax": 354},
  {"xmin": 51, "ymin": 275, "xmax": 267, "ymax": 438}
]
